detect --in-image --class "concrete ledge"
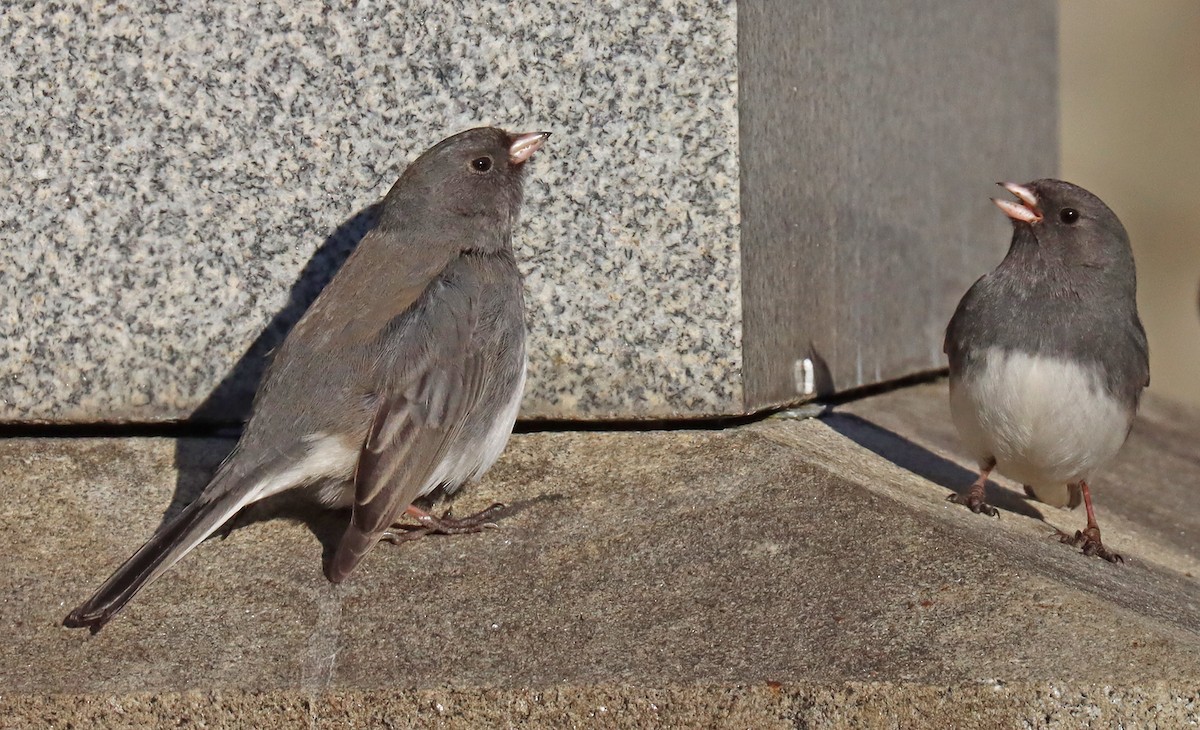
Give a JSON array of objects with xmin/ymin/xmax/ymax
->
[
  {"xmin": 5, "ymin": 683, "xmax": 1199, "ymax": 728},
  {"xmin": 2, "ymin": 382, "xmax": 1198, "ymax": 726}
]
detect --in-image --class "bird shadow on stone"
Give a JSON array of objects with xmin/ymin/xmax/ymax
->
[
  {"xmin": 157, "ymin": 203, "xmax": 381, "ymax": 534},
  {"xmin": 209, "ymin": 491, "xmax": 568, "ymax": 567},
  {"xmin": 820, "ymin": 411, "xmax": 1045, "ymax": 520}
]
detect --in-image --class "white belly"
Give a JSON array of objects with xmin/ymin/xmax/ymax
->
[{"xmin": 950, "ymin": 348, "xmax": 1131, "ymax": 496}]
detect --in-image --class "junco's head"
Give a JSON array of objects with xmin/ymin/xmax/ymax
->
[
  {"xmin": 386, "ymin": 127, "xmax": 549, "ymax": 229},
  {"xmin": 993, "ymin": 179, "xmax": 1132, "ymax": 271}
]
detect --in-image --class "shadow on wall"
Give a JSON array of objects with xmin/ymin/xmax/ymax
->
[
  {"xmin": 820, "ymin": 411, "xmax": 1045, "ymax": 521},
  {"xmin": 158, "ymin": 203, "xmax": 381, "ymax": 538}
]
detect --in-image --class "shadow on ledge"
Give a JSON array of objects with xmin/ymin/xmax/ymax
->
[
  {"xmin": 209, "ymin": 490, "xmax": 569, "ymax": 567},
  {"xmin": 820, "ymin": 411, "xmax": 1045, "ymax": 521}
]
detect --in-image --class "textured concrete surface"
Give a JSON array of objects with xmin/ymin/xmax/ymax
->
[
  {"xmin": 0, "ymin": 0, "xmax": 741, "ymax": 422},
  {"xmin": 2, "ymin": 381, "xmax": 1199, "ymax": 726}
]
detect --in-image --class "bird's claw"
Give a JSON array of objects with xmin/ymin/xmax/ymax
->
[
  {"xmin": 381, "ymin": 502, "xmax": 508, "ymax": 544},
  {"xmin": 1058, "ymin": 526, "xmax": 1123, "ymax": 563},
  {"xmin": 946, "ymin": 491, "xmax": 999, "ymax": 518}
]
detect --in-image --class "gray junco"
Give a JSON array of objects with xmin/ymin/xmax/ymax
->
[
  {"xmin": 944, "ymin": 179, "xmax": 1148, "ymax": 562},
  {"xmin": 65, "ymin": 127, "xmax": 550, "ymax": 630}
]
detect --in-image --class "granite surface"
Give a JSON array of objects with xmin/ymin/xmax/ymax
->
[
  {"xmin": 0, "ymin": 0, "xmax": 741, "ymax": 422},
  {"xmin": 3, "ymin": 381, "xmax": 1199, "ymax": 725}
]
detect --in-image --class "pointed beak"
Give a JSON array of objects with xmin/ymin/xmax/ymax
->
[
  {"xmin": 508, "ymin": 131, "xmax": 550, "ymax": 165},
  {"xmin": 992, "ymin": 182, "xmax": 1042, "ymax": 224}
]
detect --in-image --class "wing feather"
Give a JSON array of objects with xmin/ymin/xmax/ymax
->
[{"xmin": 326, "ymin": 268, "xmax": 491, "ymax": 583}]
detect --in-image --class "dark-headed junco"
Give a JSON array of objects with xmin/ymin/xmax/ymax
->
[
  {"xmin": 944, "ymin": 179, "xmax": 1148, "ymax": 562},
  {"xmin": 65, "ymin": 127, "xmax": 550, "ymax": 630}
]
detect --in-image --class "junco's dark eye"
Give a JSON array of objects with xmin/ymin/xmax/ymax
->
[
  {"xmin": 1059, "ymin": 208, "xmax": 1079, "ymax": 224},
  {"xmin": 471, "ymin": 156, "xmax": 493, "ymax": 173}
]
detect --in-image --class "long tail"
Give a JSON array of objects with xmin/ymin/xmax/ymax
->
[
  {"xmin": 326, "ymin": 521, "xmax": 378, "ymax": 584},
  {"xmin": 63, "ymin": 481, "xmax": 258, "ymax": 632}
]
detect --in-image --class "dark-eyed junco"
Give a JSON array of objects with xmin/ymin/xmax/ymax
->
[
  {"xmin": 944, "ymin": 179, "xmax": 1148, "ymax": 562},
  {"xmin": 65, "ymin": 127, "xmax": 550, "ymax": 630}
]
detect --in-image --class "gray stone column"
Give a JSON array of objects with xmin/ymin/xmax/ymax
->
[{"xmin": 0, "ymin": 0, "xmax": 1056, "ymax": 423}]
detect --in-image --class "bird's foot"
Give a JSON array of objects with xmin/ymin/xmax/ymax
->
[
  {"xmin": 1058, "ymin": 526, "xmax": 1124, "ymax": 564},
  {"xmin": 381, "ymin": 502, "xmax": 508, "ymax": 544},
  {"xmin": 946, "ymin": 490, "xmax": 998, "ymax": 517}
]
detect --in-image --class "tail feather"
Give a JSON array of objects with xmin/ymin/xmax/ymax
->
[
  {"xmin": 325, "ymin": 523, "xmax": 378, "ymax": 584},
  {"xmin": 63, "ymin": 487, "xmax": 254, "ymax": 632}
]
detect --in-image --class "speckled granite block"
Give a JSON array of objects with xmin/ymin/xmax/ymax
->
[
  {"xmin": 1, "ymin": 1, "xmax": 1056, "ymax": 423},
  {"xmin": 1, "ymin": 0, "xmax": 740, "ymax": 422}
]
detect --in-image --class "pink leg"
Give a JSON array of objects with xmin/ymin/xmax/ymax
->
[
  {"xmin": 381, "ymin": 502, "xmax": 508, "ymax": 544},
  {"xmin": 1058, "ymin": 481, "xmax": 1123, "ymax": 563},
  {"xmin": 947, "ymin": 460, "xmax": 999, "ymax": 517}
]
